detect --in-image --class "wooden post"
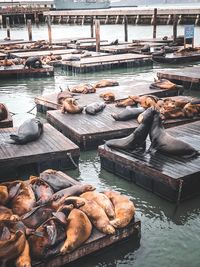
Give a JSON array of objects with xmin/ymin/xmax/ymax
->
[
  {"xmin": 27, "ymin": 19, "xmax": 32, "ymax": 41},
  {"xmin": 6, "ymin": 17, "xmax": 10, "ymax": 39},
  {"xmin": 124, "ymin": 15, "xmax": 128, "ymax": 42},
  {"xmin": 173, "ymin": 14, "xmax": 177, "ymax": 42},
  {"xmin": 153, "ymin": 8, "xmax": 157, "ymax": 39},
  {"xmin": 95, "ymin": 19, "xmax": 100, "ymax": 52},
  {"xmin": 90, "ymin": 16, "xmax": 94, "ymax": 38},
  {"xmin": 47, "ymin": 15, "xmax": 52, "ymax": 44}
]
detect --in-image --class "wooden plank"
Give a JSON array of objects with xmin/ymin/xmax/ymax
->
[
  {"xmin": 98, "ymin": 120, "xmax": 200, "ymax": 202},
  {"xmin": 0, "ymin": 124, "xmax": 80, "ymax": 180},
  {"xmin": 132, "ymin": 37, "xmax": 173, "ymax": 44},
  {"xmin": 0, "ymin": 45, "xmax": 66, "ymax": 54},
  {"xmin": 35, "ymin": 81, "xmax": 183, "ymax": 113},
  {"xmin": 157, "ymin": 66, "xmax": 200, "ymax": 84}
]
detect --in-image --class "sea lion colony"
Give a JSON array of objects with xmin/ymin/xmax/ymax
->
[{"xmin": 0, "ymin": 169, "xmax": 135, "ymax": 266}]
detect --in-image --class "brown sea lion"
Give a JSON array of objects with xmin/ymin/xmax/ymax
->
[
  {"xmin": 29, "ymin": 176, "xmax": 54, "ymax": 205},
  {"xmin": 61, "ymin": 98, "xmax": 83, "ymax": 114},
  {"xmin": 0, "ymin": 185, "xmax": 9, "ymax": 205},
  {"xmin": 94, "ymin": 79, "xmax": 119, "ymax": 88},
  {"xmin": 57, "ymin": 90, "xmax": 76, "ymax": 105},
  {"xmin": 69, "ymin": 84, "xmax": 96, "ymax": 94},
  {"xmin": 104, "ymin": 191, "xmax": 135, "ymax": 228},
  {"xmin": 79, "ymin": 197, "xmax": 115, "ymax": 234},
  {"xmin": 15, "ymin": 240, "xmax": 31, "ymax": 267},
  {"xmin": 0, "ymin": 206, "xmax": 19, "ymax": 221},
  {"xmin": 149, "ymin": 109, "xmax": 199, "ymax": 157},
  {"xmin": 60, "ymin": 208, "xmax": 92, "ymax": 254},
  {"xmin": 39, "ymin": 169, "xmax": 72, "ymax": 192},
  {"xmin": 0, "ymin": 103, "xmax": 8, "ymax": 121},
  {"xmin": 150, "ymin": 78, "xmax": 177, "ymax": 90},
  {"xmin": 80, "ymin": 191, "xmax": 115, "ymax": 219},
  {"xmin": 57, "ymin": 196, "xmax": 86, "ymax": 209},
  {"xmin": 183, "ymin": 102, "xmax": 200, "ymax": 118},
  {"xmin": 159, "ymin": 106, "xmax": 185, "ymax": 120},
  {"xmin": 99, "ymin": 92, "xmax": 115, "ymax": 103},
  {"xmin": 115, "ymin": 97, "xmax": 137, "ymax": 107},
  {"xmin": 10, "ymin": 181, "xmax": 36, "ymax": 216},
  {"xmin": 130, "ymin": 95, "xmax": 159, "ymax": 109}
]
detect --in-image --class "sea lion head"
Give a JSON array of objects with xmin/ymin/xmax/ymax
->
[
  {"xmin": 61, "ymin": 197, "xmax": 85, "ymax": 208},
  {"xmin": 137, "ymin": 107, "xmax": 157, "ymax": 124},
  {"xmin": 83, "ymin": 184, "xmax": 96, "ymax": 192}
]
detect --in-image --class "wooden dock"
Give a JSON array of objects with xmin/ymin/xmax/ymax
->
[
  {"xmin": 0, "ymin": 45, "xmax": 66, "ymax": 54},
  {"xmin": 0, "ymin": 64, "xmax": 54, "ymax": 78},
  {"xmin": 28, "ymin": 170, "xmax": 140, "ymax": 266},
  {"xmin": 61, "ymin": 53, "xmax": 153, "ymax": 73},
  {"xmin": 99, "ymin": 120, "xmax": 200, "ymax": 202},
  {"xmin": 157, "ymin": 66, "xmax": 200, "ymax": 86},
  {"xmin": 0, "ymin": 52, "xmax": 6, "ymax": 59},
  {"xmin": 152, "ymin": 53, "xmax": 200, "ymax": 64},
  {"xmin": 0, "ymin": 123, "xmax": 80, "ymax": 180},
  {"xmin": 35, "ymin": 81, "xmax": 183, "ymax": 113}
]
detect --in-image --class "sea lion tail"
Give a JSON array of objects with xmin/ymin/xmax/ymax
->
[{"xmin": 9, "ymin": 134, "xmax": 21, "ymax": 143}]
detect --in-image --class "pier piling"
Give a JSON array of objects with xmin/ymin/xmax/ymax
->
[
  {"xmin": 27, "ymin": 19, "xmax": 32, "ymax": 41},
  {"xmin": 124, "ymin": 16, "xmax": 128, "ymax": 42},
  {"xmin": 173, "ymin": 14, "xmax": 178, "ymax": 42},
  {"xmin": 90, "ymin": 17, "xmax": 94, "ymax": 38},
  {"xmin": 153, "ymin": 8, "xmax": 157, "ymax": 39},
  {"xmin": 95, "ymin": 19, "xmax": 100, "ymax": 52},
  {"xmin": 6, "ymin": 17, "xmax": 10, "ymax": 40},
  {"xmin": 47, "ymin": 15, "xmax": 52, "ymax": 44}
]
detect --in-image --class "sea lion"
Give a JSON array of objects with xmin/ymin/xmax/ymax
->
[
  {"xmin": 111, "ymin": 107, "xmax": 145, "ymax": 121},
  {"xmin": 80, "ymin": 191, "xmax": 115, "ymax": 219},
  {"xmin": 57, "ymin": 196, "xmax": 86, "ymax": 209},
  {"xmin": 29, "ymin": 176, "xmax": 54, "ymax": 205},
  {"xmin": 85, "ymin": 102, "xmax": 106, "ymax": 115},
  {"xmin": 21, "ymin": 206, "xmax": 53, "ymax": 229},
  {"xmin": 24, "ymin": 56, "xmax": 42, "ymax": 69},
  {"xmin": 94, "ymin": 79, "xmax": 119, "ymax": 88},
  {"xmin": 150, "ymin": 78, "xmax": 177, "ymax": 90},
  {"xmin": 79, "ymin": 198, "xmax": 115, "ymax": 234},
  {"xmin": 15, "ymin": 240, "xmax": 31, "ymax": 267},
  {"xmin": 130, "ymin": 95, "xmax": 159, "ymax": 109},
  {"xmin": 57, "ymin": 90, "xmax": 77, "ymax": 105},
  {"xmin": 9, "ymin": 118, "xmax": 43, "ymax": 145},
  {"xmin": 105, "ymin": 107, "xmax": 156, "ymax": 152},
  {"xmin": 0, "ymin": 185, "xmax": 9, "ymax": 205},
  {"xmin": 99, "ymin": 92, "xmax": 115, "ymax": 103},
  {"xmin": 141, "ymin": 44, "xmax": 150, "ymax": 53},
  {"xmin": 39, "ymin": 169, "xmax": 72, "ymax": 192},
  {"xmin": 115, "ymin": 97, "xmax": 137, "ymax": 107},
  {"xmin": 183, "ymin": 102, "xmax": 200, "ymax": 118},
  {"xmin": 104, "ymin": 191, "xmax": 135, "ymax": 228},
  {"xmin": 0, "ymin": 103, "xmax": 8, "ymax": 121},
  {"xmin": 159, "ymin": 106, "xmax": 185, "ymax": 120},
  {"xmin": 60, "ymin": 208, "xmax": 92, "ymax": 254},
  {"xmin": 10, "ymin": 181, "xmax": 36, "ymax": 216},
  {"xmin": 148, "ymin": 109, "xmax": 199, "ymax": 157},
  {"xmin": 69, "ymin": 84, "xmax": 96, "ymax": 94},
  {"xmin": 61, "ymin": 98, "xmax": 83, "ymax": 114},
  {"xmin": 0, "ymin": 205, "xmax": 19, "ymax": 221}
]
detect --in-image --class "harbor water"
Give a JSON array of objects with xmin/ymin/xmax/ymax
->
[{"xmin": 0, "ymin": 23, "xmax": 200, "ymax": 267}]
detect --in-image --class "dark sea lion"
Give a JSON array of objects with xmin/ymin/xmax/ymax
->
[
  {"xmin": 141, "ymin": 44, "xmax": 150, "ymax": 53},
  {"xmin": 80, "ymin": 191, "xmax": 115, "ymax": 219},
  {"xmin": 60, "ymin": 208, "xmax": 92, "ymax": 254},
  {"xmin": 39, "ymin": 169, "xmax": 72, "ymax": 192},
  {"xmin": 57, "ymin": 89, "xmax": 77, "ymax": 105},
  {"xmin": 61, "ymin": 98, "xmax": 83, "ymax": 114},
  {"xmin": 24, "ymin": 56, "xmax": 42, "ymax": 69},
  {"xmin": 21, "ymin": 206, "xmax": 53, "ymax": 229},
  {"xmin": 85, "ymin": 102, "xmax": 106, "ymax": 115},
  {"xmin": 0, "ymin": 103, "xmax": 8, "ymax": 121},
  {"xmin": 104, "ymin": 191, "xmax": 135, "ymax": 228},
  {"xmin": 105, "ymin": 107, "xmax": 156, "ymax": 152},
  {"xmin": 29, "ymin": 176, "xmax": 54, "ymax": 205},
  {"xmin": 149, "ymin": 109, "xmax": 199, "ymax": 158},
  {"xmin": 9, "ymin": 118, "xmax": 43, "ymax": 145},
  {"xmin": 79, "ymin": 197, "xmax": 115, "ymax": 234},
  {"xmin": 94, "ymin": 79, "xmax": 119, "ymax": 88},
  {"xmin": 111, "ymin": 107, "xmax": 145, "ymax": 121}
]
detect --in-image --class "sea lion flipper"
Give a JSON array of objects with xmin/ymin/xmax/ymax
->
[{"xmin": 10, "ymin": 134, "xmax": 22, "ymax": 143}]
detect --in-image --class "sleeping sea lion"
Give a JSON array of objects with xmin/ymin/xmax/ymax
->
[
  {"xmin": 148, "ymin": 109, "xmax": 199, "ymax": 158},
  {"xmin": 39, "ymin": 169, "xmax": 72, "ymax": 192},
  {"xmin": 99, "ymin": 92, "xmax": 115, "ymax": 103},
  {"xmin": 29, "ymin": 176, "xmax": 54, "ymax": 205},
  {"xmin": 60, "ymin": 208, "xmax": 92, "ymax": 254},
  {"xmin": 105, "ymin": 107, "xmax": 156, "ymax": 152},
  {"xmin": 57, "ymin": 90, "xmax": 77, "ymax": 105},
  {"xmin": 80, "ymin": 191, "xmax": 115, "ymax": 219},
  {"xmin": 104, "ymin": 191, "xmax": 135, "ymax": 228},
  {"xmin": 9, "ymin": 118, "xmax": 43, "ymax": 145},
  {"xmin": 0, "ymin": 103, "xmax": 8, "ymax": 121},
  {"xmin": 79, "ymin": 197, "xmax": 115, "ymax": 234},
  {"xmin": 115, "ymin": 97, "xmax": 137, "ymax": 107},
  {"xmin": 150, "ymin": 78, "xmax": 177, "ymax": 90},
  {"xmin": 94, "ymin": 79, "xmax": 119, "ymax": 88},
  {"xmin": 15, "ymin": 240, "xmax": 31, "ymax": 267},
  {"xmin": 69, "ymin": 84, "xmax": 96, "ymax": 94},
  {"xmin": 0, "ymin": 185, "xmax": 9, "ymax": 205},
  {"xmin": 0, "ymin": 206, "xmax": 19, "ymax": 221},
  {"xmin": 183, "ymin": 102, "xmax": 200, "ymax": 118},
  {"xmin": 85, "ymin": 102, "xmax": 106, "ymax": 115},
  {"xmin": 111, "ymin": 107, "xmax": 145, "ymax": 121},
  {"xmin": 61, "ymin": 98, "xmax": 83, "ymax": 114}
]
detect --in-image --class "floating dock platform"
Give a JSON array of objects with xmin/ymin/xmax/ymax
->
[
  {"xmin": 29, "ymin": 170, "xmax": 140, "ymax": 266},
  {"xmin": 35, "ymin": 81, "xmax": 183, "ymax": 114},
  {"xmin": 99, "ymin": 120, "xmax": 200, "ymax": 202},
  {"xmin": 152, "ymin": 53, "xmax": 200, "ymax": 64},
  {"xmin": 157, "ymin": 66, "xmax": 200, "ymax": 86},
  {"xmin": 61, "ymin": 53, "xmax": 153, "ymax": 73},
  {"xmin": 0, "ymin": 64, "xmax": 54, "ymax": 78},
  {"xmin": 0, "ymin": 123, "xmax": 80, "ymax": 180}
]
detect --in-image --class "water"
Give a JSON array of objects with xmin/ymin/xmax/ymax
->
[{"xmin": 1, "ymin": 24, "xmax": 200, "ymax": 267}]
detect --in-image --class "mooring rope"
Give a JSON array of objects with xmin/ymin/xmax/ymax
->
[
  {"xmin": 66, "ymin": 152, "xmax": 78, "ymax": 168},
  {"xmin": 9, "ymin": 104, "xmax": 37, "ymax": 116}
]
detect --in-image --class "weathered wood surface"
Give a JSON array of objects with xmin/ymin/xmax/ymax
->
[
  {"xmin": 0, "ymin": 111, "xmax": 13, "ymax": 128},
  {"xmin": 0, "ymin": 52, "xmax": 6, "ymax": 59},
  {"xmin": 0, "ymin": 45, "xmax": 66, "ymax": 54},
  {"xmin": 99, "ymin": 120, "xmax": 200, "ymax": 202},
  {"xmin": 132, "ymin": 37, "xmax": 173, "ymax": 44},
  {"xmin": 157, "ymin": 66, "xmax": 200, "ymax": 84},
  {"xmin": 10, "ymin": 49, "xmax": 77, "ymax": 59},
  {"xmin": 0, "ymin": 39, "xmax": 26, "ymax": 45},
  {"xmin": 0, "ymin": 123, "xmax": 80, "ymax": 180},
  {"xmin": 35, "ymin": 80, "xmax": 183, "ymax": 113},
  {"xmin": 29, "ymin": 171, "xmax": 141, "ymax": 267},
  {"xmin": 0, "ymin": 64, "xmax": 54, "ymax": 78}
]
